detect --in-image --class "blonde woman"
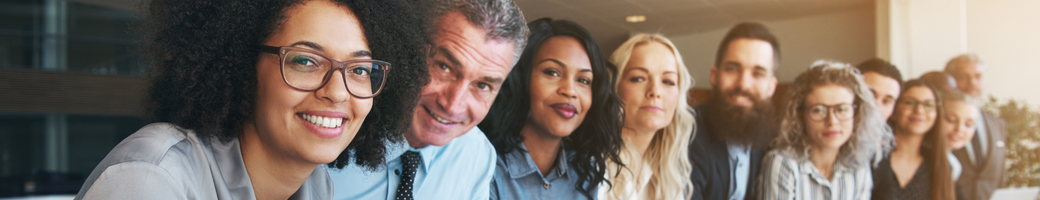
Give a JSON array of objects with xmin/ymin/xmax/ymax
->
[
  {"xmin": 756, "ymin": 61, "xmax": 887, "ymax": 200},
  {"xmin": 601, "ymin": 33, "xmax": 695, "ymax": 199}
]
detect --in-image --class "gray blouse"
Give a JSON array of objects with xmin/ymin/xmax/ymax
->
[{"xmin": 74, "ymin": 123, "xmax": 333, "ymax": 200}]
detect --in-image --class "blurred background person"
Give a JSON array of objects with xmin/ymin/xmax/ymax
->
[
  {"xmin": 74, "ymin": 0, "xmax": 427, "ymax": 199},
  {"xmin": 944, "ymin": 54, "xmax": 1007, "ymax": 200},
  {"xmin": 855, "ymin": 58, "xmax": 904, "ymax": 122},
  {"xmin": 940, "ymin": 91, "xmax": 982, "ymax": 200},
  {"xmin": 921, "ymin": 71, "xmax": 960, "ymax": 93},
  {"xmin": 479, "ymin": 18, "xmax": 624, "ymax": 200},
  {"xmin": 601, "ymin": 33, "xmax": 694, "ymax": 199},
  {"xmin": 689, "ymin": 22, "xmax": 781, "ymax": 200},
  {"xmin": 871, "ymin": 80, "xmax": 955, "ymax": 200},
  {"xmin": 757, "ymin": 61, "xmax": 885, "ymax": 200}
]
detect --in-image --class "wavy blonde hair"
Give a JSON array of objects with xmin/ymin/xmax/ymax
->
[
  {"xmin": 771, "ymin": 60, "xmax": 889, "ymax": 169},
  {"xmin": 603, "ymin": 33, "xmax": 695, "ymax": 199}
]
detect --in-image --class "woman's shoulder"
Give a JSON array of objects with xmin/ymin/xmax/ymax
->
[
  {"xmin": 106, "ymin": 123, "xmax": 208, "ymax": 164},
  {"xmin": 761, "ymin": 148, "xmax": 805, "ymax": 174}
]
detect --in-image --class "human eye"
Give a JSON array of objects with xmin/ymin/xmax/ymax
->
[
  {"xmin": 288, "ymin": 55, "xmax": 323, "ymax": 72},
  {"xmin": 663, "ymin": 79, "xmax": 676, "ymax": 86},
  {"xmin": 837, "ymin": 104, "xmax": 855, "ymax": 114},
  {"xmin": 438, "ymin": 63, "xmax": 452, "ymax": 73},
  {"xmin": 753, "ymin": 70, "xmax": 767, "ymax": 78},
  {"xmin": 923, "ymin": 101, "xmax": 936, "ymax": 108},
  {"xmin": 542, "ymin": 68, "xmax": 560, "ymax": 77},
  {"xmin": 349, "ymin": 64, "xmax": 372, "ymax": 76},
  {"xmin": 809, "ymin": 105, "xmax": 826, "ymax": 115},
  {"xmin": 724, "ymin": 66, "xmax": 738, "ymax": 72},
  {"xmin": 476, "ymin": 82, "xmax": 492, "ymax": 91},
  {"xmin": 578, "ymin": 77, "xmax": 592, "ymax": 86},
  {"xmin": 628, "ymin": 76, "xmax": 645, "ymax": 82}
]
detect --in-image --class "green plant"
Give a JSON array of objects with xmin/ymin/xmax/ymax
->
[{"xmin": 982, "ymin": 96, "xmax": 1040, "ymax": 187}]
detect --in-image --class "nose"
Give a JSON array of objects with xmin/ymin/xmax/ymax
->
[
  {"xmin": 736, "ymin": 72, "xmax": 754, "ymax": 93},
  {"xmin": 646, "ymin": 79, "xmax": 660, "ymax": 98},
  {"xmin": 440, "ymin": 81, "xmax": 470, "ymax": 115},
  {"xmin": 558, "ymin": 79, "xmax": 577, "ymax": 99},
  {"xmin": 824, "ymin": 109, "xmax": 840, "ymax": 125},
  {"xmin": 317, "ymin": 70, "xmax": 351, "ymax": 103}
]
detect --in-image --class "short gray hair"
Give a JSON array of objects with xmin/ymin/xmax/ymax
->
[
  {"xmin": 944, "ymin": 53, "xmax": 984, "ymax": 72},
  {"xmin": 424, "ymin": 0, "xmax": 529, "ymax": 63}
]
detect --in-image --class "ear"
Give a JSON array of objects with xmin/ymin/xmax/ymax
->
[{"xmin": 709, "ymin": 66, "xmax": 718, "ymax": 87}]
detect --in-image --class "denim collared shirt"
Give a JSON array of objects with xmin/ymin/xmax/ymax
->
[
  {"xmin": 490, "ymin": 143, "xmax": 595, "ymax": 200},
  {"xmin": 329, "ymin": 127, "xmax": 497, "ymax": 200}
]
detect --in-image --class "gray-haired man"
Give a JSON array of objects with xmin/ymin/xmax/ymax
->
[{"xmin": 329, "ymin": 0, "xmax": 527, "ymax": 199}]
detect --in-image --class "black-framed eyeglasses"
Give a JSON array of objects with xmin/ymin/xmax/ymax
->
[
  {"xmin": 803, "ymin": 103, "xmax": 856, "ymax": 122},
  {"xmin": 254, "ymin": 45, "xmax": 389, "ymax": 98},
  {"xmin": 899, "ymin": 100, "xmax": 937, "ymax": 111}
]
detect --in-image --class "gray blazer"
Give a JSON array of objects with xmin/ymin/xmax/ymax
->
[
  {"xmin": 74, "ymin": 123, "xmax": 333, "ymax": 200},
  {"xmin": 953, "ymin": 111, "xmax": 1007, "ymax": 200}
]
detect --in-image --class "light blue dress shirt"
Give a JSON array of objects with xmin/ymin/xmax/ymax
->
[
  {"xmin": 726, "ymin": 142, "xmax": 751, "ymax": 200},
  {"xmin": 329, "ymin": 127, "xmax": 497, "ymax": 200},
  {"xmin": 490, "ymin": 143, "xmax": 594, "ymax": 200}
]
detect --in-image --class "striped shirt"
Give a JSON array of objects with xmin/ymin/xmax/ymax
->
[{"xmin": 756, "ymin": 150, "xmax": 873, "ymax": 200}]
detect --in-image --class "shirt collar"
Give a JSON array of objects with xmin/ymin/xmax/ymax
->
[
  {"xmin": 506, "ymin": 143, "xmax": 570, "ymax": 179},
  {"xmin": 799, "ymin": 158, "xmax": 848, "ymax": 184},
  {"xmin": 388, "ymin": 139, "xmax": 442, "ymax": 172}
]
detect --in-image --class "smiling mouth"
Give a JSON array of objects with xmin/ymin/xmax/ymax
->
[
  {"xmin": 551, "ymin": 103, "xmax": 577, "ymax": 119},
  {"xmin": 427, "ymin": 108, "xmax": 455, "ymax": 124},
  {"xmin": 299, "ymin": 113, "xmax": 343, "ymax": 128}
]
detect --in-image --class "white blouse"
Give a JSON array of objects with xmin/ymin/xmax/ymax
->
[{"xmin": 756, "ymin": 150, "xmax": 873, "ymax": 200}]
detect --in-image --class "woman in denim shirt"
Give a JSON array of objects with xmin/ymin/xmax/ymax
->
[{"xmin": 478, "ymin": 18, "xmax": 624, "ymax": 200}]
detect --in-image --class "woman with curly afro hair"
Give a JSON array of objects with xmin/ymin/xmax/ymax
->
[{"xmin": 73, "ymin": 0, "xmax": 428, "ymax": 199}]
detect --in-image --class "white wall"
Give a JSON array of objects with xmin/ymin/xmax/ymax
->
[
  {"xmin": 667, "ymin": 7, "xmax": 877, "ymax": 89},
  {"xmin": 882, "ymin": 0, "xmax": 1040, "ymax": 106},
  {"xmin": 966, "ymin": 0, "xmax": 1040, "ymax": 106}
]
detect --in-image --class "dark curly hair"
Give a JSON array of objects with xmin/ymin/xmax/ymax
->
[
  {"xmin": 477, "ymin": 18, "xmax": 625, "ymax": 199},
  {"xmin": 142, "ymin": 0, "xmax": 428, "ymax": 170}
]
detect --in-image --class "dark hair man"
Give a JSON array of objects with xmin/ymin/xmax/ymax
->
[{"xmin": 689, "ymin": 22, "xmax": 780, "ymax": 200}]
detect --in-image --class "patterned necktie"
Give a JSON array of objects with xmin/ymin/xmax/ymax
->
[{"xmin": 395, "ymin": 151, "xmax": 420, "ymax": 200}]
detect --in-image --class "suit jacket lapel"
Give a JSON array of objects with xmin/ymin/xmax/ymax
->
[{"xmin": 953, "ymin": 148, "xmax": 977, "ymax": 172}]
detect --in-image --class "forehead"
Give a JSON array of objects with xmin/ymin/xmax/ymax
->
[
  {"xmin": 628, "ymin": 42, "xmax": 678, "ymax": 72},
  {"xmin": 902, "ymin": 86, "xmax": 936, "ymax": 99},
  {"xmin": 722, "ymin": 38, "xmax": 775, "ymax": 70},
  {"xmin": 862, "ymin": 72, "xmax": 900, "ymax": 92},
  {"xmin": 433, "ymin": 11, "xmax": 515, "ymax": 73},
  {"xmin": 953, "ymin": 61, "xmax": 985, "ymax": 74},
  {"xmin": 805, "ymin": 84, "xmax": 854, "ymax": 104},
  {"xmin": 272, "ymin": 1, "xmax": 367, "ymax": 55},
  {"xmin": 945, "ymin": 101, "xmax": 979, "ymax": 115},
  {"xmin": 535, "ymin": 36, "xmax": 590, "ymax": 66}
]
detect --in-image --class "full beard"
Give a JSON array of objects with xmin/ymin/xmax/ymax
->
[{"xmin": 704, "ymin": 87, "xmax": 777, "ymax": 149}]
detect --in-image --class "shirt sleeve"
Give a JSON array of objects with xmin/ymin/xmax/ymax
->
[
  {"xmin": 757, "ymin": 153, "xmax": 796, "ymax": 200},
  {"xmin": 79, "ymin": 162, "xmax": 186, "ymax": 200}
]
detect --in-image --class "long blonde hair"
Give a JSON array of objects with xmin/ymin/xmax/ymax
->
[{"xmin": 604, "ymin": 33, "xmax": 695, "ymax": 199}]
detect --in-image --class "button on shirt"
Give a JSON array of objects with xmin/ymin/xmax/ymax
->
[
  {"xmin": 490, "ymin": 144, "xmax": 593, "ymax": 200},
  {"xmin": 329, "ymin": 127, "xmax": 497, "ymax": 200},
  {"xmin": 727, "ymin": 143, "xmax": 751, "ymax": 200}
]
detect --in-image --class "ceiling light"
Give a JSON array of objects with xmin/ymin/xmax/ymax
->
[{"xmin": 626, "ymin": 15, "xmax": 646, "ymax": 23}]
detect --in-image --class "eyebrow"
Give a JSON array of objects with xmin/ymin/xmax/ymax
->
[
  {"xmin": 291, "ymin": 40, "xmax": 371, "ymax": 58},
  {"xmin": 539, "ymin": 58, "xmax": 593, "ymax": 73},
  {"xmin": 437, "ymin": 47, "xmax": 461, "ymax": 66}
]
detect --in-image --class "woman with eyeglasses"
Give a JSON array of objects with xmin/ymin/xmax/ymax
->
[
  {"xmin": 871, "ymin": 79, "xmax": 956, "ymax": 200},
  {"xmin": 74, "ymin": 0, "xmax": 426, "ymax": 199},
  {"xmin": 478, "ymin": 18, "xmax": 624, "ymax": 200},
  {"xmin": 756, "ymin": 61, "xmax": 886, "ymax": 200}
]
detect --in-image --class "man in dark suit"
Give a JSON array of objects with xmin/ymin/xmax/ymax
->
[
  {"xmin": 945, "ymin": 54, "xmax": 1008, "ymax": 200},
  {"xmin": 689, "ymin": 22, "xmax": 780, "ymax": 200}
]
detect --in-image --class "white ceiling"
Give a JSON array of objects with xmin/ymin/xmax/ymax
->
[{"xmin": 513, "ymin": 0, "xmax": 873, "ymax": 50}]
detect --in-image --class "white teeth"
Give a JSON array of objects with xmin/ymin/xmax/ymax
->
[
  {"xmin": 429, "ymin": 111, "xmax": 452, "ymax": 124},
  {"xmin": 300, "ymin": 113, "xmax": 343, "ymax": 128}
]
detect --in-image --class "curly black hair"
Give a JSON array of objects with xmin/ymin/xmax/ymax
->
[
  {"xmin": 142, "ymin": 0, "xmax": 428, "ymax": 170},
  {"xmin": 477, "ymin": 18, "xmax": 625, "ymax": 199}
]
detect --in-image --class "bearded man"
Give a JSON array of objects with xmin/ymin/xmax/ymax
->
[{"xmin": 689, "ymin": 22, "xmax": 781, "ymax": 200}]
